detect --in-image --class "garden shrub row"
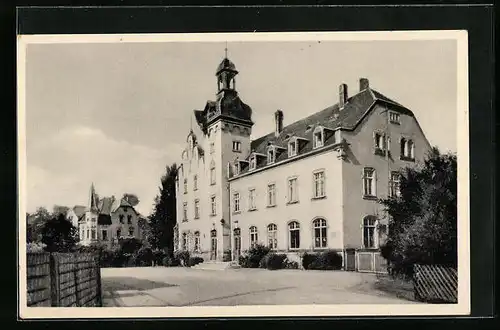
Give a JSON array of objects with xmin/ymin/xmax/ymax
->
[
  {"xmin": 74, "ymin": 240, "xmax": 204, "ymax": 268},
  {"xmin": 238, "ymin": 244, "xmax": 342, "ymax": 271}
]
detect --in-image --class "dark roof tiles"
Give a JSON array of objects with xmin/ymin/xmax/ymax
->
[{"xmin": 234, "ymin": 88, "xmax": 413, "ymax": 176}]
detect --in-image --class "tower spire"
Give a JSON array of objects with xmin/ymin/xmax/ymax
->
[{"xmin": 224, "ymin": 41, "xmax": 228, "ymax": 58}]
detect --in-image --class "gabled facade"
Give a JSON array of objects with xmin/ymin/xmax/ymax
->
[
  {"xmin": 176, "ymin": 57, "xmax": 431, "ymax": 272},
  {"xmin": 77, "ymin": 183, "xmax": 144, "ymax": 249}
]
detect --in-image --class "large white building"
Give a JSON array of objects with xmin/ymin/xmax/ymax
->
[{"xmin": 175, "ymin": 56, "xmax": 431, "ymax": 272}]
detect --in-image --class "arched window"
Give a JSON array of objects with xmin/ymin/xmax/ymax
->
[
  {"xmin": 313, "ymin": 218, "xmax": 327, "ymax": 248},
  {"xmin": 267, "ymin": 224, "xmax": 278, "ymax": 250},
  {"xmin": 249, "ymin": 226, "xmax": 258, "ymax": 247},
  {"xmin": 288, "ymin": 221, "xmax": 300, "ymax": 250},
  {"xmin": 400, "ymin": 137, "xmax": 406, "ymax": 157},
  {"xmin": 407, "ymin": 140, "xmax": 415, "ymax": 159},
  {"xmin": 363, "ymin": 216, "xmax": 377, "ymax": 248},
  {"xmin": 194, "ymin": 231, "xmax": 201, "ymax": 252},
  {"xmin": 210, "ymin": 160, "xmax": 216, "ymax": 185}
]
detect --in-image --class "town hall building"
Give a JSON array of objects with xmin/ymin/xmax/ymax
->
[{"xmin": 175, "ymin": 55, "xmax": 431, "ymax": 272}]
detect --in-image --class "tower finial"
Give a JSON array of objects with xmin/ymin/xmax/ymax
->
[{"xmin": 225, "ymin": 41, "xmax": 228, "ymax": 58}]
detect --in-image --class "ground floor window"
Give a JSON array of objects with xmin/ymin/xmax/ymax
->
[
  {"xmin": 267, "ymin": 224, "xmax": 278, "ymax": 250},
  {"xmin": 363, "ymin": 216, "xmax": 377, "ymax": 248},
  {"xmin": 194, "ymin": 231, "xmax": 200, "ymax": 252},
  {"xmin": 101, "ymin": 229, "xmax": 108, "ymax": 240},
  {"xmin": 182, "ymin": 232, "xmax": 188, "ymax": 250},
  {"xmin": 288, "ymin": 221, "xmax": 300, "ymax": 249},
  {"xmin": 249, "ymin": 226, "xmax": 258, "ymax": 247},
  {"xmin": 313, "ymin": 218, "xmax": 327, "ymax": 248}
]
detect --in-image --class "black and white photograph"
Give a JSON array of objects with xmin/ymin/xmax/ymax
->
[{"xmin": 17, "ymin": 30, "xmax": 469, "ymax": 318}]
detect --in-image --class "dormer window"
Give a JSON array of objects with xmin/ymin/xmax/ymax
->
[
  {"xmin": 234, "ymin": 162, "xmax": 241, "ymax": 176},
  {"xmin": 249, "ymin": 155, "xmax": 257, "ymax": 170},
  {"xmin": 288, "ymin": 139, "xmax": 297, "ymax": 157},
  {"xmin": 267, "ymin": 147, "xmax": 276, "ymax": 164},
  {"xmin": 313, "ymin": 127, "xmax": 324, "ymax": 149}
]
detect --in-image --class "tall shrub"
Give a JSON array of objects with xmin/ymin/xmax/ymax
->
[
  {"xmin": 242, "ymin": 244, "xmax": 271, "ymax": 268},
  {"xmin": 380, "ymin": 147, "xmax": 457, "ymax": 278}
]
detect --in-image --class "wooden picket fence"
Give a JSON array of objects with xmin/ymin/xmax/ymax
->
[
  {"xmin": 26, "ymin": 252, "xmax": 102, "ymax": 307},
  {"xmin": 26, "ymin": 252, "xmax": 52, "ymax": 306},
  {"xmin": 413, "ymin": 264, "xmax": 458, "ymax": 303}
]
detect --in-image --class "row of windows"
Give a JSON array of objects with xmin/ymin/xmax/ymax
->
[
  {"xmin": 232, "ymin": 170, "xmax": 326, "ymax": 213},
  {"xmin": 244, "ymin": 219, "xmax": 328, "ymax": 250},
  {"xmin": 234, "ymin": 130, "xmax": 412, "ymax": 178},
  {"xmin": 245, "ymin": 216, "xmax": 378, "ymax": 250},
  {"xmin": 373, "ymin": 132, "xmax": 415, "ymax": 160},
  {"xmin": 80, "ymin": 227, "xmax": 135, "ymax": 240},
  {"xmin": 180, "ymin": 216, "xmax": 379, "ymax": 251},
  {"xmin": 181, "ymin": 231, "xmax": 201, "ymax": 251},
  {"xmin": 182, "ymin": 168, "xmax": 400, "ymax": 222},
  {"xmin": 362, "ymin": 168, "xmax": 401, "ymax": 198},
  {"xmin": 119, "ymin": 214, "xmax": 134, "ymax": 224}
]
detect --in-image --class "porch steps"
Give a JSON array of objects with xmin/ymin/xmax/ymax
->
[{"xmin": 191, "ymin": 260, "xmax": 241, "ymax": 271}]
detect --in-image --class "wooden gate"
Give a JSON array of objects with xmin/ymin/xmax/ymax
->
[
  {"xmin": 344, "ymin": 249, "xmax": 356, "ymax": 271},
  {"xmin": 413, "ymin": 264, "xmax": 458, "ymax": 303}
]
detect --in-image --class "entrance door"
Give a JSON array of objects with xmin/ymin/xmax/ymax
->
[
  {"xmin": 233, "ymin": 228, "xmax": 241, "ymax": 261},
  {"xmin": 210, "ymin": 230, "xmax": 217, "ymax": 260}
]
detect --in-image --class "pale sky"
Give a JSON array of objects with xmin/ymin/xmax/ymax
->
[{"xmin": 24, "ymin": 39, "xmax": 457, "ymax": 215}]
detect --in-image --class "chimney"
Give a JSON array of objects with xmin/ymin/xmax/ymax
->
[
  {"xmin": 339, "ymin": 83, "xmax": 348, "ymax": 109},
  {"xmin": 359, "ymin": 78, "xmax": 369, "ymax": 91},
  {"xmin": 274, "ymin": 110, "xmax": 284, "ymax": 137}
]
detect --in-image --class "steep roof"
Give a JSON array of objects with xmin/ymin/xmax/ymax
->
[
  {"xmin": 233, "ymin": 87, "xmax": 414, "ymax": 176},
  {"xmin": 72, "ymin": 205, "xmax": 86, "ymax": 218}
]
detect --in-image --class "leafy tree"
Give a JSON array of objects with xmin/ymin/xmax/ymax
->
[
  {"xmin": 118, "ymin": 237, "xmax": 143, "ymax": 254},
  {"xmin": 122, "ymin": 193, "xmax": 140, "ymax": 207},
  {"xmin": 26, "ymin": 207, "xmax": 52, "ymax": 243},
  {"xmin": 380, "ymin": 147, "xmax": 457, "ymax": 278},
  {"xmin": 40, "ymin": 213, "xmax": 78, "ymax": 252},
  {"xmin": 148, "ymin": 163, "xmax": 178, "ymax": 255},
  {"xmin": 52, "ymin": 205, "xmax": 70, "ymax": 217}
]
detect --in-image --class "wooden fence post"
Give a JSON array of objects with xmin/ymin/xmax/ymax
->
[
  {"xmin": 49, "ymin": 253, "xmax": 60, "ymax": 307},
  {"xmin": 96, "ymin": 255, "xmax": 103, "ymax": 307}
]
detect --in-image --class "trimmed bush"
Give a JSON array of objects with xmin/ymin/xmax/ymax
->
[
  {"xmin": 162, "ymin": 255, "xmax": 180, "ymax": 267},
  {"xmin": 174, "ymin": 250, "xmax": 190, "ymax": 266},
  {"xmin": 302, "ymin": 252, "xmax": 316, "ymax": 270},
  {"xmin": 284, "ymin": 260, "xmax": 299, "ymax": 269},
  {"xmin": 135, "ymin": 247, "xmax": 154, "ymax": 267},
  {"xmin": 238, "ymin": 254, "xmax": 250, "ymax": 268},
  {"xmin": 242, "ymin": 244, "xmax": 271, "ymax": 268},
  {"xmin": 187, "ymin": 257, "xmax": 204, "ymax": 267},
  {"xmin": 260, "ymin": 253, "xmax": 287, "ymax": 270},
  {"xmin": 152, "ymin": 249, "xmax": 166, "ymax": 266},
  {"xmin": 303, "ymin": 250, "xmax": 343, "ymax": 270}
]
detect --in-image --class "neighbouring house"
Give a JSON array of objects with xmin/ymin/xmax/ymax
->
[
  {"xmin": 66, "ymin": 205, "xmax": 86, "ymax": 229},
  {"xmin": 175, "ymin": 55, "xmax": 431, "ymax": 272},
  {"xmin": 76, "ymin": 184, "xmax": 145, "ymax": 249}
]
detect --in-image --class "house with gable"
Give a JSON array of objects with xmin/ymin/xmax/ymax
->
[{"xmin": 77, "ymin": 183, "xmax": 145, "ymax": 249}]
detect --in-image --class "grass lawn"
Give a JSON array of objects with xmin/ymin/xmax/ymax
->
[{"xmin": 374, "ymin": 273, "xmax": 416, "ymax": 302}]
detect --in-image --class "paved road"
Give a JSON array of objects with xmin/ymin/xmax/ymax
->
[{"xmin": 101, "ymin": 267, "xmax": 418, "ymax": 307}]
